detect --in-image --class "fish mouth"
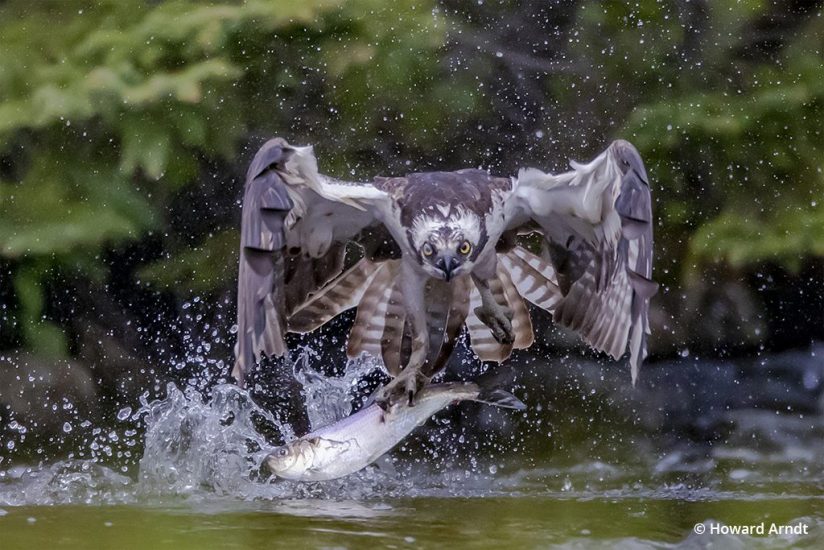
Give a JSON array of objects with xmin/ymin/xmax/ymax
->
[
  {"xmin": 264, "ymin": 446, "xmax": 296, "ymax": 476},
  {"xmin": 264, "ymin": 456, "xmax": 285, "ymax": 477},
  {"xmin": 264, "ymin": 455, "xmax": 280, "ymax": 472}
]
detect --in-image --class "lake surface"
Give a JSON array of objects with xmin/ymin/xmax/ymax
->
[
  {"xmin": 3, "ymin": 497, "xmax": 822, "ymax": 549},
  {"xmin": 2, "ymin": 357, "xmax": 824, "ymax": 549}
]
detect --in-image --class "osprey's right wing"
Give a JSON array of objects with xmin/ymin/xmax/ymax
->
[
  {"xmin": 233, "ymin": 139, "xmax": 392, "ymax": 387},
  {"xmin": 506, "ymin": 140, "xmax": 658, "ymax": 383}
]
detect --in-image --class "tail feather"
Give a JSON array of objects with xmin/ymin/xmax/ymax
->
[
  {"xmin": 422, "ymin": 280, "xmax": 454, "ymax": 366},
  {"xmin": 500, "ymin": 247, "xmax": 563, "ymax": 312},
  {"xmin": 380, "ymin": 277, "xmax": 407, "ymax": 376},
  {"xmin": 290, "ymin": 241, "xmax": 641, "ymax": 379},
  {"xmin": 288, "ymin": 258, "xmax": 379, "ymax": 332},
  {"xmin": 465, "ymin": 260, "xmax": 534, "ymax": 363},
  {"xmin": 497, "ymin": 262, "xmax": 534, "ymax": 350},
  {"xmin": 345, "ymin": 261, "xmax": 397, "ymax": 359},
  {"xmin": 466, "ymin": 285, "xmax": 511, "ymax": 362}
]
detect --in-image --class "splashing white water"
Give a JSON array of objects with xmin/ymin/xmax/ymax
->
[
  {"xmin": 136, "ymin": 383, "xmax": 282, "ymax": 499},
  {"xmin": 0, "ymin": 460, "xmax": 133, "ymax": 506},
  {"xmin": 294, "ymin": 354, "xmax": 380, "ymax": 431}
]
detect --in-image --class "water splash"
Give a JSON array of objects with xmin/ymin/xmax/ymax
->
[
  {"xmin": 0, "ymin": 460, "xmax": 133, "ymax": 506},
  {"xmin": 132, "ymin": 372, "xmax": 427, "ymax": 500},
  {"xmin": 136, "ymin": 382, "xmax": 283, "ymax": 499},
  {"xmin": 294, "ymin": 354, "xmax": 380, "ymax": 431}
]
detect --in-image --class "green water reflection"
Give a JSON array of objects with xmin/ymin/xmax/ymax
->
[{"xmin": 2, "ymin": 497, "xmax": 822, "ymax": 549}]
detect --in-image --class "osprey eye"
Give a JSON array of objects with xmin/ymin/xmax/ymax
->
[
  {"xmin": 458, "ymin": 241, "xmax": 472, "ymax": 255},
  {"xmin": 422, "ymin": 243, "xmax": 434, "ymax": 257}
]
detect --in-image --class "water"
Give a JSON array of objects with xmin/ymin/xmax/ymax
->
[
  {"xmin": 3, "ymin": 499, "xmax": 821, "ymax": 549},
  {"xmin": 2, "ymin": 353, "xmax": 824, "ymax": 548}
]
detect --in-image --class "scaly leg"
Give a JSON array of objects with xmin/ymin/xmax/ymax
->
[{"xmin": 471, "ymin": 272, "xmax": 514, "ymax": 345}]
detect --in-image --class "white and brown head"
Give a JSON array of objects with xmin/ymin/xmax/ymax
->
[{"xmin": 409, "ymin": 205, "xmax": 483, "ymax": 281}]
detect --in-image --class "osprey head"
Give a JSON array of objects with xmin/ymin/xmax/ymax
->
[{"xmin": 410, "ymin": 206, "xmax": 482, "ymax": 281}]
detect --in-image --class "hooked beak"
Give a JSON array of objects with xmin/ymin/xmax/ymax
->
[{"xmin": 435, "ymin": 254, "xmax": 461, "ymax": 281}]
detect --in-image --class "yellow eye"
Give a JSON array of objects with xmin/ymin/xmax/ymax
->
[
  {"xmin": 422, "ymin": 243, "xmax": 434, "ymax": 257},
  {"xmin": 459, "ymin": 241, "xmax": 472, "ymax": 255}
]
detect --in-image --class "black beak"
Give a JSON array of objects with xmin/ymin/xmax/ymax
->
[{"xmin": 435, "ymin": 255, "xmax": 460, "ymax": 281}]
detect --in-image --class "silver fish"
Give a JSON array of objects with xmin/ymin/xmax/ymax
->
[{"xmin": 265, "ymin": 382, "xmax": 525, "ymax": 481}]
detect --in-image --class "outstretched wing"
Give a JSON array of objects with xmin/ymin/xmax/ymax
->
[
  {"xmin": 233, "ymin": 138, "xmax": 392, "ymax": 387},
  {"xmin": 507, "ymin": 140, "xmax": 658, "ymax": 382}
]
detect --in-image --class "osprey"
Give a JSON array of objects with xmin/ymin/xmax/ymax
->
[{"xmin": 233, "ymin": 138, "xmax": 657, "ymax": 404}]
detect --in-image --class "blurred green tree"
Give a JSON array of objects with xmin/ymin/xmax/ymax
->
[{"xmin": 0, "ymin": 0, "xmax": 469, "ymax": 356}]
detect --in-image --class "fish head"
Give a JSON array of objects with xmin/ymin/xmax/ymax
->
[{"xmin": 265, "ymin": 439, "xmax": 315, "ymax": 479}]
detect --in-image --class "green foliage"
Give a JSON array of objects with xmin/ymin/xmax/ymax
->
[
  {"xmin": 0, "ymin": 0, "xmax": 477, "ymax": 353},
  {"xmin": 626, "ymin": 46, "xmax": 824, "ymax": 276},
  {"xmin": 561, "ymin": 1, "xmax": 824, "ymax": 280}
]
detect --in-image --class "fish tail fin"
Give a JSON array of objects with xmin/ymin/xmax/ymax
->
[
  {"xmin": 466, "ymin": 365, "xmax": 526, "ymax": 410},
  {"xmin": 473, "ymin": 386, "xmax": 527, "ymax": 411}
]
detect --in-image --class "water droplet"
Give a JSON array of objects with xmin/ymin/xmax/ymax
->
[
  {"xmin": 117, "ymin": 407, "xmax": 132, "ymax": 421},
  {"xmin": 63, "ymin": 422, "xmax": 73, "ymax": 433}
]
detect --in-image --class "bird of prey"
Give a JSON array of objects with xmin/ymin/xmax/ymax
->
[{"xmin": 233, "ymin": 138, "xmax": 657, "ymax": 404}]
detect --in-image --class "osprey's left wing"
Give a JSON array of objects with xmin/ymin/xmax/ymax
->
[
  {"xmin": 234, "ymin": 138, "xmax": 390, "ymax": 387},
  {"xmin": 507, "ymin": 140, "xmax": 658, "ymax": 382}
]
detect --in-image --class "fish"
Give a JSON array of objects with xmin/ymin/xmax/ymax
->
[{"xmin": 264, "ymin": 382, "xmax": 526, "ymax": 481}]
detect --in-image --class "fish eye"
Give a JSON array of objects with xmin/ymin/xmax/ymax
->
[
  {"xmin": 458, "ymin": 241, "xmax": 472, "ymax": 255},
  {"xmin": 422, "ymin": 242, "xmax": 434, "ymax": 257},
  {"xmin": 277, "ymin": 447, "xmax": 289, "ymax": 458}
]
